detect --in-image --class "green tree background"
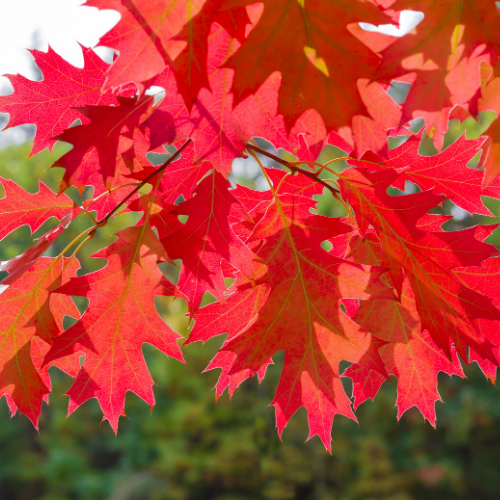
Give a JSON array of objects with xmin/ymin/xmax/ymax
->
[{"xmin": 1, "ymin": 114, "xmax": 500, "ymax": 500}]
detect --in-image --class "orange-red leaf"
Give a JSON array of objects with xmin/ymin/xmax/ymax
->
[
  {"xmin": 339, "ymin": 167, "xmax": 500, "ymax": 363},
  {"xmin": 0, "ymin": 256, "xmax": 79, "ymax": 427},
  {"xmin": 376, "ymin": 0, "xmax": 500, "ymax": 149},
  {"xmin": 0, "ymin": 47, "xmax": 115, "ymax": 156},
  {"xmin": 0, "ymin": 179, "xmax": 76, "ymax": 242},
  {"xmin": 162, "ymin": 170, "xmax": 255, "ymax": 311},
  {"xmin": 227, "ymin": 0, "xmax": 388, "ymax": 131},
  {"xmin": 46, "ymin": 225, "xmax": 184, "ymax": 431},
  {"xmin": 221, "ymin": 190, "xmax": 392, "ymax": 449},
  {"xmin": 345, "ymin": 274, "xmax": 464, "ymax": 423}
]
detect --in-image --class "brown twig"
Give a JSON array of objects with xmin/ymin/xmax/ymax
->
[
  {"xmin": 88, "ymin": 138, "xmax": 193, "ymax": 238},
  {"xmin": 246, "ymin": 143, "xmax": 341, "ymax": 197}
]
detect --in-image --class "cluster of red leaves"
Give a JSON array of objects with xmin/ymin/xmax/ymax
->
[{"xmin": 0, "ymin": 0, "xmax": 500, "ymax": 449}]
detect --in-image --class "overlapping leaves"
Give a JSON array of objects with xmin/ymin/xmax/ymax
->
[{"xmin": 0, "ymin": 0, "xmax": 500, "ymax": 449}]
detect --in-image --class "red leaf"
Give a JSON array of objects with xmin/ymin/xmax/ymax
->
[
  {"xmin": 141, "ymin": 24, "xmax": 329, "ymax": 174},
  {"xmin": 227, "ymin": 0, "xmax": 389, "ymax": 132},
  {"xmin": 54, "ymin": 96, "xmax": 154, "ymax": 194},
  {"xmin": 46, "ymin": 225, "xmax": 184, "ymax": 431},
  {"xmin": 93, "ymin": 0, "xmax": 250, "ymax": 97},
  {"xmin": 455, "ymin": 257, "xmax": 500, "ymax": 382},
  {"xmin": 0, "ymin": 178, "xmax": 76, "ymax": 242},
  {"xmin": 221, "ymin": 189, "xmax": 392, "ymax": 449},
  {"xmin": 161, "ymin": 170, "xmax": 255, "ymax": 312},
  {"xmin": 0, "ymin": 47, "xmax": 115, "ymax": 156},
  {"xmin": 380, "ymin": 132, "xmax": 493, "ymax": 215},
  {"xmin": 345, "ymin": 274, "xmax": 464, "ymax": 423},
  {"xmin": 376, "ymin": 0, "xmax": 499, "ymax": 149},
  {"xmin": 170, "ymin": 0, "xmax": 251, "ymax": 109},
  {"xmin": 339, "ymin": 166, "xmax": 500, "ymax": 363},
  {"xmin": 89, "ymin": 0, "xmax": 201, "ymax": 90},
  {"xmin": 0, "ymin": 256, "xmax": 80, "ymax": 427}
]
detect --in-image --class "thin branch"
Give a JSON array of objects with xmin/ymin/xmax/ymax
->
[
  {"xmin": 246, "ymin": 143, "xmax": 294, "ymax": 169},
  {"xmin": 91, "ymin": 139, "xmax": 193, "ymax": 235},
  {"xmin": 246, "ymin": 143, "xmax": 341, "ymax": 197},
  {"xmin": 85, "ymin": 182, "xmax": 140, "ymax": 213}
]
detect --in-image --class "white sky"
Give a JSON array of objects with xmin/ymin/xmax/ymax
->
[
  {"xmin": 0, "ymin": 0, "xmax": 119, "ymax": 79},
  {"xmin": 0, "ymin": 0, "xmax": 119, "ymax": 145},
  {"xmin": 0, "ymin": 0, "xmax": 422, "ymax": 146},
  {"xmin": 0, "ymin": 0, "xmax": 423, "ymax": 81}
]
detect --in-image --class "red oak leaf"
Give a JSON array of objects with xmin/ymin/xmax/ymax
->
[
  {"xmin": 0, "ymin": 256, "xmax": 80, "ymax": 427},
  {"xmin": 345, "ymin": 273, "xmax": 464, "ymax": 423},
  {"xmin": 186, "ymin": 285, "xmax": 272, "ymax": 398},
  {"xmin": 137, "ymin": 28, "xmax": 247, "ymax": 175},
  {"xmin": 339, "ymin": 167, "xmax": 500, "ymax": 363},
  {"xmin": 46, "ymin": 225, "xmax": 184, "ymax": 431},
  {"xmin": 221, "ymin": 190, "xmax": 393, "ymax": 450},
  {"xmin": 88, "ymin": 0, "xmax": 203, "ymax": 90},
  {"xmin": 376, "ymin": 0, "xmax": 500, "ymax": 149},
  {"xmin": 455, "ymin": 257, "xmax": 500, "ymax": 382},
  {"xmin": 141, "ymin": 24, "xmax": 329, "ymax": 174},
  {"xmin": 170, "ymin": 0, "xmax": 250, "ymax": 109},
  {"xmin": 92, "ymin": 0, "xmax": 250, "ymax": 98},
  {"xmin": 161, "ymin": 170, "xmax": 255, "ymax": 312},
  {"xmin": 4, "ymin": 255, "xmax": 82, "ymax": 417},
  {"xmin": 378, "ymin": 132, "xmax": 494, "ymax": 215},
  {"xmin": 330, "ymin": 129, "xmax": 497, "ymax": 215},
  {"xmin": 0, "ymin": 178, "xmax": 76, "ymax": 242},
  {"xmin": 226, "ymin": 0, "xmax": 389, "ymax": 132},
  {"xmin": 0, "ymin": 46, "xmax": 115, "ymax": 156},
  {"xmin": 54, "ymin": 95, "xmax": 154, "ymax": 194}
]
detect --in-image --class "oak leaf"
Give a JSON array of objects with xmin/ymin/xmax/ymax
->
[
  {"xmin": 339, "ymin": 166, "xmax": 500, "ymax": 363},
  {"xmin": 46, "ymin": 225, "xmax": 184, "ymax": 430},
  {"xmin": 161, "ymin": 170, "xmax": 255, "ymax": 312},
  {"xmin": 46, "ymin": 225, "xmax": 183, "ymax": 432},
  {"xmin": 91, "ymin": 0, "xmax": 250, "ymax": 100},
  {"xmin": 227, "ymin": 0, "xmax": 388, "ymax": 132},
  {"xmin": 0, "ymin": 255, "xmax": 80, "ymax": 426},
  {"xmin": 376, "ymin": 0, "xmax": 500, "ymax": 149},
  {"xmin": 0, "ymin": 179, "xmax": 76, "ymax": 242},
  {"xmin": 0, "ymin": 47, "xmax": 115, "ymax": 156},
  {"xmin": 54, "ymin": 95, "xmax": 154, "ymax": 193},
  {"xmin": 345, "ymin": 273, "xmax": 464, "ymax": 423},
  {"xmin": 221, "ymin": 189, "xmax": 393, "ymax": 449}
]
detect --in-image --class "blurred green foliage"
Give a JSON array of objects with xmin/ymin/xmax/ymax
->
[{"xmin": 1, "ymin": 136, "xmax": 500, "ymax": 500}]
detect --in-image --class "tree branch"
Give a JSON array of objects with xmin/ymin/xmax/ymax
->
[
  {"xmin": 89, "ymin": 138, "xmax": 193, "ymax": 237},
  {"xmin": 246, "ymin": 143, "xmax": 341, "ymax": 197}
]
